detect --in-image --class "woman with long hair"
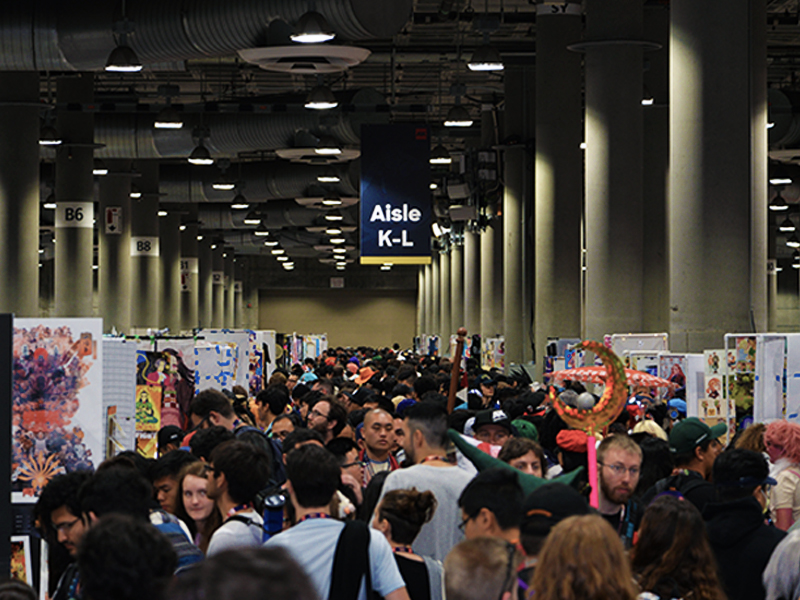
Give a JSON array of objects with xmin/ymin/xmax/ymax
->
[
  {"xmin": 372, "ymin": 488, "xmax": 442, "ymax": 600},
  {"xmin": 531, "ymin": 514, "xmax": 639, "ymax": 600},
  {"xmin": 174, "ymin": 462, "xmax": 222, "ymax": 554},
  {"xmin": 764, "ymin": 420, "xmax": 800, "ymax": 530},
  {"xmin": 631, "ymin": 495, "xmax": 727, "ymax": 600}
]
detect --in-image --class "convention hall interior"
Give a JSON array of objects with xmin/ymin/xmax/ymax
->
[{"xmin": 0, "ymin": 0, "xmax": 797, "ymax": 375}]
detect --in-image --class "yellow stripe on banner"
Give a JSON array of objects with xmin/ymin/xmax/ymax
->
[{"xmin": 360, "ymin": 256, "xmax": 432, "ymax": 265}]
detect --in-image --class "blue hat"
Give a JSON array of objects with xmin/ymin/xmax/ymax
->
[
  {"xmin": 667, "ymin": 399, "xmax": 687, "ymax": 415},
  {"xmin": 299, "ymin": 372, "xmax": 318, "ymax": 385}
]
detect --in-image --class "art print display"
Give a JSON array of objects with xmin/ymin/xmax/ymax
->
[
  {"xmin": 12, "ymin": 319, "xmax": 104, "ymax": 502},
  {"xmin": 10, "ymin": 536, "xmax": 31, "ymax": 585},
  {"xmin": 658, "ymin": 354, "xmax": 687, "ymax": 401}
]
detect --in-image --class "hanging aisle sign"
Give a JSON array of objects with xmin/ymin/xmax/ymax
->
[{"xmin": 360, "ymin": 124, "xmax": 432, "ymax": 265}]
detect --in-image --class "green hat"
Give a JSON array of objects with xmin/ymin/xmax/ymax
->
[
  {"xmin": 447, "ymin": 429, "xmax": 583, "ymax": 495},
  {"xmin": 669, "ymin": 417, "xmax": 727, "ymax": 454},
  {"xmin": 512, "ymin": 419, "xmax": 539, "ymax": 442}
]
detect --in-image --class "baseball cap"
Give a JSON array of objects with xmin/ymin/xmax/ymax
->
[
  {"xmin": 669, "ymin": 417, "xmax": 727, "ymax": 454},
  {"xmin": 512, "ymin": 419, "xmax": 539, "ymax": 442},
  {"xmin": 521, "ymin": 482, "xmax": 590, "ymax": 536},
  {"xmin": 157, "ymin": 425, "xmax": 183, "ymax": 449},
  {"xmin": 473, "ymin": 409, "xmax": 512, "ymax": 434}
]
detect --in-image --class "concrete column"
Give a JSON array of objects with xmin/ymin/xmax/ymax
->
[
  {"xmin": 160, "ymin": 212, "xmax": 181, "ymax": 334},
  {"xmin": 481, "ymin": 221, "xmax": 504, "ymax": 339},
  {"xmin": 440, "ymin": 249, "xmax": 451, "ymax": 342},
  {"xmin": 198, "ymin": 237, "xmax": 213, "ymax": 329},
  {"xmin": 431, "ymin": 253, "xmax": 441, "ymax": 338},
  {"xmin": 503, "ymin": 65, "xmax": 535, "ymax": 367},
  {"xmin": 0, "ymin": 73, "xmax": 39, "ymax": 317},
  {"xmin": 54, "ymin": 74, "xmax": 94, "ymax": 317},
  {"xmin": 534, "ymin": 3, "xmax": 582, "ymax": 377},
  {"xmin": 669, "ymin": 0, "xmax": 767, "ymax": 350},
  {"xmin": 642, "ymin": 5, "xmax": 670, "ymax": 333},
  {"xmin": 464, "ymin": 231, "xmax": 481, "ymax": 338},
  {"xmin": 451, "ymin": 243, "xmax": 464, "ymax": 332},
  {"xmin": 129, "ymin": 161, "xmax": 161, "ymax": 330},
  {"xmin": 234, "ymin": 258, "xmax": 244, "ymax": 329},
  {"xmin": 98, "ymin": 160, "xmax": 132, "ymax": 333},
  {"xmin": 417, "ymin": 267, "xmax": 425, "ymax": 336},
  {"xmin": 180, "ymin": 220, "xmax": 199, "ymax": 333},
  {"xmin": 224, "ymin": 250, "xmax": 235, "ymax": 327},
  {"xmin": 211, "ymin": 245, "xmax": 225, "ymax": 328},
  {"xmin": 583, "ymin": 0, "xmax": 645, "ymax": 341},
  {"xmin": 424, "ymin": 263, "xmax": 433, "ymax": 335}
]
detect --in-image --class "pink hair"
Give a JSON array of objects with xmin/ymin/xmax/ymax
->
[{"xmin": 765, "ymin": 421, "xmax": 800, "ymax": 463}]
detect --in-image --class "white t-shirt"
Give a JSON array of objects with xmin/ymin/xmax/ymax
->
[
  {"xmin": 207, "ymin": 509, "xmax": 264, "ymax": 556},
  {"xmin": 265, "ymin": 518, "xmax": 405, "ymax": 600}
]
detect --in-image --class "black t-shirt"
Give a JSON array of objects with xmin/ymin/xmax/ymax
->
[{"xmin": 395, "ymin": 554, "xmax": 430, "ymax": 600}]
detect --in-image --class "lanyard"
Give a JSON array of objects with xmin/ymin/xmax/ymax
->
[
  {"xmin": 297, "ymin": 512, "xmax": 332, "ymax": 524},
  {"xmin": 419, "ymin": 455, "xmax": 449, "ymax": 465},
  {"xmin": 393, "ymin": 546, "xmax": 415, "ymax": 554},
  {"xmin": 226, "ymin": 503, "xmax": 253, "ymax": 518}
]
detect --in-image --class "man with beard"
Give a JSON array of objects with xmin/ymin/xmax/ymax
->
[
  {"xmin": 306, "ymin": 396, "xmax": 347, "ymax": 444},
  {"xmin": 596, "ymin": 434, "xmax": 643, "ymax": 549},
  {"xmin": 205, "ymin": 440, "xmax": 271, "ymax": 556}
]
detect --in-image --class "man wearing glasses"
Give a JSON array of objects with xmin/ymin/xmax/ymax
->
[
  {"xmin": 306, "ymin": 397, "xmax": 347, "ymax": 444},
  {"xmin": 36, "ymin": 471, "xmax": 93, "ymax": 600},
  {"xmin": 596, "ymin": 434, "xmax": 643, "ymax": 548}
]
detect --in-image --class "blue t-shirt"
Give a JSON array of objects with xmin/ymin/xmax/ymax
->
[{"xmin": 265, "ymin": 518, "xmax": 405, "ymax": 600}]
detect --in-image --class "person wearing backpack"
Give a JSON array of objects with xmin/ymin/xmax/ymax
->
[
  {"xmin": 206, "ymin": 440, "xmax": 271, "ymax": 556},
  {"xmin": 641, "ymin": 418, "xmax": 726, "ymax": 514},
  {"xmin": 266, "ymin": 444, "xmax": 410, "ymax": 600}
]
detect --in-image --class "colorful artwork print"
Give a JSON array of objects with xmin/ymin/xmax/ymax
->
[
  {"xmin": 136, "ymin": 349, "xmax": 193, "ymax": 428},
  {"xmin": 10, "ymin": 536, "xmax": 31, "ymax": 585},
  {"xmin": 659, "ymin": 355, "xmax": 687, "ymax": 400},
  {"xmin": 736, "ymin": 336, "xmax": 757, "ymax": 373},
  {"xmin": 12, "ymin": 321, "xmax": 103, "ymax": 501},
  {"xmin": 135, "ymin": 386, "xmax": 161, "ymax": 432}
]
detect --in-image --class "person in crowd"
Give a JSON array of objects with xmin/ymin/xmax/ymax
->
[
  {"xmin": 530, "ymin": 514, "xmax": 639, "ymax": 600},
  {"xmin": 457, "ymin": 468, "xmax": 523, "ymax": 545},
  {"xmin": 704, "ymin": 448, "xmax": 784, "ymax": 600},
  {"xmin": 307, "ymin": 396, "xmax": 347, "ymax": 444},
  {"xmin": 631, "ymin": 496, "xmax": 727, "ymax": 600},
  {"xmin": 327, "ymin": 436, "xmax": 365, "ymax": 506},
  {"xmin": 764, "ymin": 528, "xmax": 800, "ymax": 600},
  {"xmin": 359, "ymin": 408, "xmax": 400, "ymax": 486},
  {"xmin": 377, "ymin": 402, "xmax": 475, "ymax": 562},
  {"xmin": 764, "ymin": 420, "xmax": 800, "ymax": 531},
  {"xmin": 189, "ymin": 389, "xmax": 244, "ymax": 430},
  {"xmin": 270, "ymin": 413, "xmax": 298, "ymax": 442},
  {"xmin": 253, "ymin": 387, "xmax": 290, "ymax": 434},
  {"xmin": 36, "ymin": 471, "xmax": 93, "ymax": 600},
  {"xmin": 150, "ymin": 450, "xmax": 199, "ymax": 515},
  {"xmin": 265, "ymin": 444, "xmax": 410, "ymax": 600},
  {"xmin": 498, "ymin": 438, "xmax": 546, "ymax": 478},
  {"xmin": 642, "ymin": 417, "xmax": 726, "ymax": 514},
  {"xmin": 471, "ymin": 409, "xmax": 514, "ymax": 447},
  {"xmin": 174, "ymin": 461, "xmax": 223, "ymax": 554},
  {"xmin": 734, "ymin": 422, "xmax": 767, "ymax": 454},
  {"xmin": 0, "ymin": 579, "xmax": 37, "ymax": 600},
  {"xmin": 206, "ymin": 440, "xmax": 271, "ymax": 555},
  {"xmin": 373, "ymin": 489, "xmax": 442, "ymax": 600},
  {"xmin": 596, "ymin": 434, "xmax": 643, "ymax": 548},
  {"xmin": 444, "ymin": 537, "xmax": 520, "ymax": 600},
  {"xmin": 633, "ymin": 436, "xmax": 673, "ymax": 499},
  {"xmin": 82, "ymin": 464, "xmax": 203, "ymax": 571},
  {"xmin": 168, "ymin": 547, "xmax": 317, "ymax": 600},
  {"xmin": 157, "ymin": 425, "xmax": 184, "ymax": 456},
  {"xmin": 518, "ymin": 483, "xmax": 590, "ymax": 594},
  {"xmin": 189, "ymin": 426, "xmax": 235, "ymax": 462},
  {"xmin": 77, "ymin": 514, "xmax": 176, "ymax": 600}
]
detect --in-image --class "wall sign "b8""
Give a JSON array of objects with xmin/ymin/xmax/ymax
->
[{"xmin": 130, "ymin": 237, "xmax": 160, "ymax": 257}]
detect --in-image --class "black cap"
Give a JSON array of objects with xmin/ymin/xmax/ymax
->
[
  {"xmin": 521, "ymin": 483, "xmax": 590, "ymax": 537},
  {"xmin": 157, "ymin": 425, "xmax": 183, "ymax": 449}
]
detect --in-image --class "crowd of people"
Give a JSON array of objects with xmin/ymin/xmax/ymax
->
[{"xmin": 16, "ymin": 345, "xmax": 800, "ymax": 600}]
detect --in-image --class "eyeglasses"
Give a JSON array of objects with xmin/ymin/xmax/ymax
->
[
  {"xmin": 52, "ymin": 518, "xmax": 80, "ymax": 533},
  {"xmin": 203, "ymin": 464, "xmax": 217, "ymax": 476},
  {"xmin": 309, "ymin": 408, "xmax": 330, "ymax": 420},
  {"xmin": 599, "ymin": 462, "xmax": 640, "ymax": 477},
  {"xmin": 458, "ymin": 515, "xmax": 473, "ymax": 532},
  {"xmin": 341, "ymin": 461, "xmax": 366, "ymax": 469}
]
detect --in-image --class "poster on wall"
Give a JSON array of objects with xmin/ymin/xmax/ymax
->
[
  {"xmin": 658, "ymin": 354, "xmax": 688, "ymax": 401},
  {"xmin": 483, "ymin": 338, "xmax": 505, "ymax": 370},
  {"xmin": 12, "ymin": 319, "xmax": 103, "ymax": 502},
  {"xmin": 134, "ymin": 385, "xmax": 161, "ymax": 458},
  {"xmin": 199, "ymin": 330, "xmax": 250, "ymax": 391},
  {"xmin": 194, "ymin": 342, "xmax": 237, "ymax": 393},
  {"xmin": 10, "ymin": 536, "xmax": 32, "ymax": 585},
  {"xmin": 730, "ymin": 335, "xmax": 756, "ymax": 414}
]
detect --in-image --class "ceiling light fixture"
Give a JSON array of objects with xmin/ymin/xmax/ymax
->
[
  {"xmin": 305, "ymin": 85, "xmax": 338, "ymax": 110},
  {"xmin": 129, "ymin": 185, "xmax": 142, "ymax": 199},
  {"xmin": 430, "ymin": 144, "xmax": 452, "ymax": 165},
  {"xmin": 179, "ymin": 224, "xmax": 186, "ymax": 231},
  {"xmin": 315, "ymin": 137, "xmax": 342, "ymax": 155},
  {"xmin": 277, "ymin": 255, "xmax": 289, "ymax": 262},
  {"xmin": 105, "ymin": 10, "xmax": 143, "ymax": 73},
  {"xmin": 444, "ymin": 104, "xmax": 474, "ymax": 127},
  {"xmin": 212, "ymin": 159, "xmax": 236, "ymax": 190},
  {"xmin": 254, "ymin": 224, "xmax": 270, "ymax": 237},
  {"xmin": 325, "ymin": 209, "xmax": 344, "ymax": 222},
  {"xmin": 326, "ymin": 227, "xmax": 342, "ymax": 235},
  {"xmin": 243, "ymin": 211, "xmax": 261, "ymax": 226},
  {"xmin": 264, "ymin": 239, "xmax": 280, "ymax": 247},
  {"xmin": 328, "ymin": 237, "xmax": 346, "ymax": 244},
  {"xmin": 787, "ymin": 233, "xmax": 800, "ymax": 248},
  {"xmin": 333, "ymin": 247, "xmax": 346, "ymax": 254},
  {"xmin": 39, "ymin": 122, "xmax": 62, "ymax": 146},
  {"xmin": 154, "ymin": 105, "xmax": 183, "ymax": 129},
  {"xmin": 188, "ymin": 126, "xmax": 214, "ymax": 165},
  {"xmin": 93, "ymin": 160, "xmax": 109, "ymax": 176},
  {"xmin": 468, "ymin": 38, "xmax": 504, "ymax": 72},
  {"xmin": 158, "ymin": 210, "xmax": 168, "ymax": 217},
  {"xmin": 271, "ymin": 247, "xmax": 286, "ymax": 255},
  {"xmin": 322, "ymin": 196, "xmax": 343, "ymax": 206},
  {"xmin": 317, "ymin": 170, "xmax": 341, "ymax": 184},
  {"xmin": 335, "ymin": 260, "xmax": 347, "ymax": 267},
  {"xmin": 290, "ymin": 11, "xmax": 336, "ymax": 44},
  {"xmin": 780, "ymin": 218, "xmax": 796, "ymax": 233},
  {"xmin": 770, "ymin": 192, "xmax": 789, "ymax": 211}
]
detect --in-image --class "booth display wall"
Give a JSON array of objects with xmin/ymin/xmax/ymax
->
[{"xmin": 259, "ymin": 289, "xmax": 416, "ymax": 349}]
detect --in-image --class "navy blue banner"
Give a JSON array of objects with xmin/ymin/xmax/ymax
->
[{"xmin": 360, "ymin": 124, "xmax": 431, "ymax": 264}]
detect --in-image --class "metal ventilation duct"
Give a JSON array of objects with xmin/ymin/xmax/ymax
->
[
  {"xmin": 0, "ymin": 0, "xmax": 413, "ymax": 71},
  {"xmin": 160, "ymin": 160, "xmax": 360, "ymax": 203},
  {"xmin": 94, "ymin": 88, "xmax": 387, "ymax": 159}
]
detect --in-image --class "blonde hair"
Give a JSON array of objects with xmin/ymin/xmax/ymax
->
[
  {"xmin": 632, "ymin": 420, "xmax": 668, "ymax": 442},
  {"xmin": 530, "ymin": 515, "xmax": 638, "ymax": 600}
]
